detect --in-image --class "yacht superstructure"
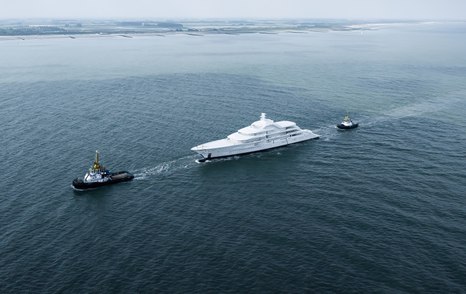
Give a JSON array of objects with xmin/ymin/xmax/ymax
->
[{"xmin": 191, "ymin": 113, "xmax": 319, "ymax": 161}]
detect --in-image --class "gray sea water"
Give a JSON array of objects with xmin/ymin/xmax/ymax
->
[{"xmin": 1, "ymin": 23, "xmax": 466, "ymax": 292}]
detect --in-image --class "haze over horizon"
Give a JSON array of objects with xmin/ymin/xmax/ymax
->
[{"xmin": 2, "ymin": 0, "xmax": 466, "ymax": 21}]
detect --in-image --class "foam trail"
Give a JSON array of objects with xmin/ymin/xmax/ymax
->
[
  {"xmin": 371, "ymin": 91, "xmax": 465, "ymax": 125},
  {"xmin": 134, "ymin": 96, "xmax": 452, "ymax": 174},
  {"xmin": 313, "ymin": 124, "xmax": 340, "ymax": 141},
  {"xmin": 361, "ymin": 100, "xmax": 445, "ymax": 128},
  {"xmin": 133, "ymin": 155, "xmax": 198, "ymax": 180}
]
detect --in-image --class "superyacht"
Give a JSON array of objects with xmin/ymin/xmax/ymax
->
[{"xmin": 191, "ymin": 113, "xmax": 319, "ymax": 162}]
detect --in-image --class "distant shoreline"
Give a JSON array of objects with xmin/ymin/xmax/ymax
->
[{"xmin": 0, "ymin": 19, "xmax": 454, "ymax": 40}]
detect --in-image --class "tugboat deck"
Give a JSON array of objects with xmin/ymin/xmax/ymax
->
[{"xmin": 72, "ymin": 151, "xmax": 133, "ymax": 190}]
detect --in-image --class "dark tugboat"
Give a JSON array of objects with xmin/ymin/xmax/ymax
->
[
  {"xmin": 336, "ymin": 114, "xmax": 359, "ymax": 130},
  {"xmin": 72, "ymin": 151, "xmax": 134, "ymax": 190}
]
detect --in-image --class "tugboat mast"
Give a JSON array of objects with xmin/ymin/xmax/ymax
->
[{"xmin": 92, "ymin": 150, "xmax": 102, "ymax": 171}]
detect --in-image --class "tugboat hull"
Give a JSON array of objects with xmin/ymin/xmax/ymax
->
[
  {"xmin": 72, "ymin": 171, "xmax": 134, "ymax": 190},
  {"xmin": 336, "ymin": 123, "xmax": 359, "ymax": 129}
]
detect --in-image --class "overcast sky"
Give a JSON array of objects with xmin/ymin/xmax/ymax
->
[{"xmin": 2, "ymin": 0, "xmax": 466, "ymax": 20}]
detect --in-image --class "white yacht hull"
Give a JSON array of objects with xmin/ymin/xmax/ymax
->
[{"xmin": 192, "ymin": 130, "xmax": 319, "ymax": 161}]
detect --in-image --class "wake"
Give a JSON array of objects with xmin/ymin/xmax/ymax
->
[
  {"xmin": 313, "ymin": 97, "xmax": 450, "ymax": 140},
  {"xmin": 133, "ymin": 154, "xmax": 199, "ymax": 180},
  {"xmin": 134, "ymin": 96, "xmax": 458, "ymax": 176}
]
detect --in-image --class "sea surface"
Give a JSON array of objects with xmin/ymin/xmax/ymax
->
[{"xmin": 1, "ymin": 22, "xmax": 466, "ymax": 293}]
